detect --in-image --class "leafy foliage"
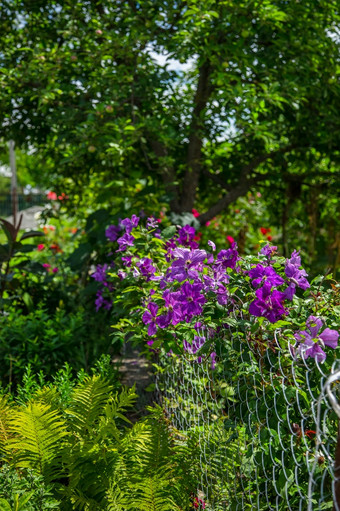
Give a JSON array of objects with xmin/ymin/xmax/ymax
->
[
  {"xmin": 0, "ymin": 374, "xmax": 197, "ymax": 510},
  {"xmin": 0, "ymin": 465, "xmax": 60, "ymax": 510},
  {"xmin": 0, "ymin": 0, "xmax": 339, "ymax": 270}
]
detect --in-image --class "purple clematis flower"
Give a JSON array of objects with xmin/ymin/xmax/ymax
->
[
  {"xmin": 284, "ymin": 250, "xmax": 310, "ymax": 297},
  {"xmin": 117, "ymin": 269, "xmax": 127, "ymax": 280},
  {"xmin": 295, "ymin": 316, "xmax": 339, "ymax": 363},
  {"xmin": 95, "ymin": 290, "xmax": 112, "ymax": 311},
  {"xmin": 248, "ymin": 264, "xmax": 284, "ymax": 288},
  {"xmin": 146, "ymin": 217, "xmax": 159, "ymax": 229},
  {"xmin": 157, "ymin": 290, "xmax": 182, "ymax": 327},
  {"xmin": 91, "ymin": 264, "xmax": 108, "ymax": 283},
  {"xmin": 105, "ymin": 224, "xmax": 120, "ymax": 242},
  {"xmin": 136, "ymin": 257, "xmax": 157, "ymax": 281},
  {"xmin": 169, "ymin": 248, "xmax": 207, "ymax": 282},
  {"xmin": 177, "ymin": 282, "xmax": 206, "ymax": 320},
  {"xmin": 259, "ymin": 244, "xmax": 277, "ymax": 259},
  {"xmin": 142, "ymin": 302, "xmax": 159, "ymax": 336},
  {"xmin": 208, "ymin": 240, "xmax": 216, "ymax": 251},
  {"xmin": 116, "ymin": 233, "xmax": 135, "ymax": 252},
  {"xmin": 121, "ymin": 256, "xmax": 132, "ymax": 267},
  {"xmin": 249, "ymin": 282, "xmax": 287, "ymax": 323},
  {"xmin": 210, "ymin": 351, "xmax": 217, "ymax": 370},
  {"xmin": 216, "ymin": 243, "xmax": 239, "ymax": 270},
  {"xmin": 177, "ymin": 225, "xmax": 199, "ymax": 249},
  {"xmin": 183, "ymin": 335, "xmax": 206, "ymax": 354},
  {"xmin": 120, "ymin": 214, "xmax": 140, "ymax": 234}
]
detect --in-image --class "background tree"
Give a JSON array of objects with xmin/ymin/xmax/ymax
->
[{"xmin": 0, "ymin": 0, "xmax": 339, "ymax": 269}]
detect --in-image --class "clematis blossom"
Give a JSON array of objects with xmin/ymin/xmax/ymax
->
[
  {"xmin": 295, "ymin": 316, "xmax": 339, "ymax": 363},
  {"xmin": 142, "ymin": 302, "xmax": 159, "ymax": 336}
]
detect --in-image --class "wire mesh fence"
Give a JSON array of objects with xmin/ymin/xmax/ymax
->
[
  {"xmin": 0, "ymin": 193, "xmax": 46, "ymax": 217},
  {"xmin": 156, "ymin": 327, "xmax": 340, "ymax": 510}
]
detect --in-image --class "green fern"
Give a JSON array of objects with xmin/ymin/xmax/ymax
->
[
  {"xmin": 107, "ymin": 474, "xmax": 181, "ymax": 511},
  {"xmin": 7, "ymin": 402, "xmax": 68, "ymax": 482},
  {"xmin": 0, "ymin": 395, "xmax": 11, "ymax": 456},
  {"xmin": 0, "ymin": 375, "xmax": 198, "ymax": 509},
  {"xmin": 64, "ymin": 375, "xmax": 114, "ymax": 433}
]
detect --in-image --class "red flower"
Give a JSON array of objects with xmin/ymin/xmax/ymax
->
[
  {"xmin": 37, "ymin": 244, "xmax": 45, "ymax": 251},
  {"xmin": 58, "ymin": 192, "xmax": 69, "ymax": 200},
  {"xmin": 226, "ymin": 235, "xmax": 234, "ymax": 244},
  {"xmin": 260, "ymin": 227, "xmax": 268, "ymax": 235},
  {"xmin": 194, "ymin": 232, "xmax": 202, "ymax": 242},
  {"xmin": 267, "ymin": 235, "xmax": 272, "ymax": 241},
  {"xmin": 305, "ymin": 430, "xmax": 316, "ymax": 439},
  {"xmin": 50, "ymin": 243, "xmax": 63, "ymax": 253},
  {"xmin": 205, "ymin": 221, "xmax": 211, "ymax": 227},
  {"xmin": 193, "ymin": 497, "xmax": 206, "ymax": 509},
  {"xmin": 192, "ymin": 208, "xmax": 200, "ymax": 218},
  {"xmin": 47, "ymin": 191, "xmax": 57, "ymax": 200}
]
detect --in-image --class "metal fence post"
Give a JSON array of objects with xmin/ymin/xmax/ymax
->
[{"xmin": 8, "ymin": 140, "xmax": 18, "ymax": 225}]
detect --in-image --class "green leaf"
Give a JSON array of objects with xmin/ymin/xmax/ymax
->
[
  {"xmin": 161, "ymin": 226, "xmax": 177, "ymax": 239},
  {"xmin": 0, "ymin": 499, "xmax": 12, "ymax": 511},
  {"xmin": 19, "ymin": 230, "xmax": 44, "ymax": 241}
]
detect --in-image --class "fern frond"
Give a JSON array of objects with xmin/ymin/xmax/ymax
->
[
  {"xmin": 128, "ymin": 476, "xmax": 181, "ymax": 511},
  {"xmin": 34, "ymin": 386, "xmax": 62, "ymax": 410},
  {"xmin": 106, "ymin": 478, "xmax": 130, "ymax": 511},
  {"xmin": 7, "ymin": 402, "xmax": 68, "ymax": 482},
  {"xmin": 66, "ymin": 488, "xmax": 103, "ymax": 511},
  {"xmin": 65, "ymin": 376, "xmax": 113, "ymax": 433},
  {"xmin": 0, "ymin": 395, "xmax": 12, "ymax": 455},
  {"xmin": 107, "ymin": 385, "xmax": 137, "ymax": 423},
  {"xmin": 97, "ymin": 386, "xmax": 138, "ymax": 441}
]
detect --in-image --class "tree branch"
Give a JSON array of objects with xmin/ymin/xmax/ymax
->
[
  {"xmin": 150, "ymin": 140, "xmax": 180, "ymax": 212},
  {"xmin": 180, "ymin": 61, "xmax": 212, "ymax": 211},
  {"xmin": 198, "ymin": 144, "xmax": 298, "ymax": 223}
]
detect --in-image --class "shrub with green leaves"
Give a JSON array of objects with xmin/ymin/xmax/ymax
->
[{"xmin": 0, "ymin": 303, "xmax": 119, "ymax": 389}]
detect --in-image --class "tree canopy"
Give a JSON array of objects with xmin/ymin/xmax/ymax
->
[{"xmin": 0, "ymin": 1, "xmax": 339, "ymax": 229}]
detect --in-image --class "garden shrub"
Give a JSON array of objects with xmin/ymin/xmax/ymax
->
[{"xmin": 0, "ymin": 306, "xmax": 116, "ymax": 389}]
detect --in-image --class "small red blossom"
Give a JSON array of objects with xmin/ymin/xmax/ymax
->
[
  {"xmin": 235, "ymin": 209, "xmax": 240, "ymax": 214},
  {"xmin": 52, "ymin": 267, "xmax": 59, "ymax": 274},
  {"xmin": 47, "ymin": 191, "xmax": 57, "ymax": 200},
  {"xmin": 192, "ymin": 208, "xmax": 200, "ymax": 218},
  {"xmin": 194, "ymin": 232, "xmax": 202, "ymax": 242},
  {"xmin": 37, "ymin": 244, "xmax": 45, "ymax": 251},
  {"xmin": 57, "ymin": 192, "xmax": 69, "ymax": 200},
  {"xmin": 193, "ymin": 497, "xmax": 206, "ymax": 509},
  {"xmin": 205, "ymin": 221, "xmax": 211, "ymax": 226},
  {"xmin": 70, "ymin": 227, "xmax": 78, "ymax": 234},
  {"xmin": 260, "ymin": 227, "xmax": 268, "ymax": 235},
  {"xmin": 305, "ymin": 430, "xmax": 316, "ymax": 439},
  {"xmin": 42, "ymin": 263, "xmax": 51, "ymax": 270},
  {"xmin": 267, "ymin": 235, "xmax": 272, "ymax": 241},
  {"xmin": 226, "ymin": 235, "xmax": 234, "ymax": 244},
  {"xmin": 50, "ymin": 243, "xmax": 63, "ymax": 253}
]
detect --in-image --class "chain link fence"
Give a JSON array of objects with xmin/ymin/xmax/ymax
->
[
  {"xmin": 156, "ymin": 328, "xmax": 340, "ymax": 510},
  {"xmin": 0, "ymin": 193, "xmax": 46, "ymax": 217}
]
